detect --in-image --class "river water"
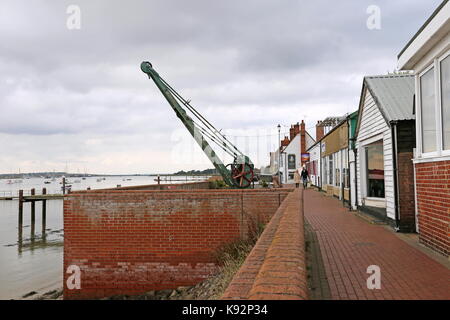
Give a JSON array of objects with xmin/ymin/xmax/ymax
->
[{"xmin": 0, "ymin": 175, "xmax": 205, "ymax": 300}]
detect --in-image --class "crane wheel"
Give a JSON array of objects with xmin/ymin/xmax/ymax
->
[{"xmin": 229, "ymin": 163, "xmax": 254, "ymax": 188}]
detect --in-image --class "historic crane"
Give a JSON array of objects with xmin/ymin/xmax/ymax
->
[{"xmin": 141, "ymin": 61, "xmax": 254, "ymax": 188}]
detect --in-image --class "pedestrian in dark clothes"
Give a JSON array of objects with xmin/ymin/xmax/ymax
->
[{"xmin": 300, "ymin": 166, "xmax": 309, "ymax": 189}]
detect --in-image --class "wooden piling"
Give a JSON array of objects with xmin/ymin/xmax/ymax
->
[
  {"xmin": 42, "ymin": 188, "xmax": 47, "ymax": 234},
  {"xmin": 30, "ymin": 188, "xmax": 35, "ymax": 238},
  {"xmin": 18, "ymin": 190, "xmax": 23, "ymax": 228}
]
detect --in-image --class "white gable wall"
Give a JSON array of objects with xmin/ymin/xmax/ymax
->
[
  {"xmin": 280, "ymin": 134, "xmax": 301, "ymax": 184},
  {"xmin": 356, "ymin": 89, "xmax": 395, "ymax": 220}
]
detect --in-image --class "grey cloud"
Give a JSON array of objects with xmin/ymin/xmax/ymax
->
[{"xmin": 0, "ymin": 0, "xmax": 443, "ymax": 172}]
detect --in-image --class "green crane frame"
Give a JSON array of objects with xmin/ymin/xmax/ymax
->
[{"xmin": 141, "ymin": 61, "xmax": 254, "ymax": 188}]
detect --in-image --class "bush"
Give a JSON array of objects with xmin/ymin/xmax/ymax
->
[{"xmin": 208, "ymin": 179, "xmax": 227, "ymax": 189}]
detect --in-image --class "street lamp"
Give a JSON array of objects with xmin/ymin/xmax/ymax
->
[{"xmin": 277, "ymin": 124, "xmax": 281, "ymax": 187}]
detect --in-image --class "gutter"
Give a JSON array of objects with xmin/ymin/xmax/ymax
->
[{"xmin": 391, "ymin": 121, "xmax": 401, "ymax": 231}]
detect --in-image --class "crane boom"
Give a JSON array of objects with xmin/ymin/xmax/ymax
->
[{"xmin": 141, "ymin": 61, "xmax": 254, "ymax": 188}]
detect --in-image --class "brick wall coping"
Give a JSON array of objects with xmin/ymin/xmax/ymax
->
[
  {"xmin": 222, "ymin": 189, "xmax": 308, "ymax": 300},
  {"xmin": 66, "ymin": 188, "xmax": 295, "ymax": 196}
]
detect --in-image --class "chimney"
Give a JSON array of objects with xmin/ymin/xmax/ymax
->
[
  {"xmin": 294, "ymin": 122, "xmax": 300, "ymax": 136},
  {"xmin": 281, "ymin": 136, "xmax": 290, "ymax": 147},
  {"xmin": 300, "ymin": 120, "xmax": 306, "ymax": 158},
  {"xmin": 316, "ymin": 120, "xmax": 324, "ymax": 141},
  {"xmin": 289, "ymin": 126, "xmax": 295, "ymax": 141}
]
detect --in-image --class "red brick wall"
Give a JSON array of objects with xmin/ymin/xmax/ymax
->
[
  {"xmin": 397, "ymin": 152, "xmax": 416, "ymax": 231},
  {"xmin": 222, "ymin": 189, "xmax": 308, "ymax": 300},
  {"xmin": 415, "ymin": 160, "xmax": 450, "ymax": 257},
  {"xmin": 63, "ymin": 188, "xmax": 291, "ymax": 299}
]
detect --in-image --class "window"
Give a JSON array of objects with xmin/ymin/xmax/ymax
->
[
  {"xmin": 335, "ymin": 152, "xmax": 340, "ymax": 187},
  {"xmin": 288, "ymin": 154, "xmax": 296, "ymax": 169},
  {"xmin": 365, "ymin": 141, "xmax": 384, "ymax": 198},
  {"xmin": 343, "ymin": 150, "xmax": 349, "ymax": 188},
  {"xmin": 420, "ymin": 67, "xmax": 437, "ymax": 153},
  {"xmin": 441, "ymin": 55, "xmax": 450, "ymax": 150},
  {"xmin": 328, "ymin": 155, "xmax": 333, "ymax": 185}
]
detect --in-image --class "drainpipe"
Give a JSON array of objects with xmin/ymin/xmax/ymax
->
[
  {"xmin": 346, "ymin": 118, "xmax": 351, "ymax": 210},
  {"xmin": 319, "ymin": 141, "xmax": 322, "ymax": 190},
  {"xmin": 353, "ymin": 146, "xmax": 358, "ymax": 210},
  {"xmin": 391, "ymin": 121, "xmax": 400, "ymax": 231}
]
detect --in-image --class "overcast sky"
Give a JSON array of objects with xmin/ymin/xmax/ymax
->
[{"xmin": 0, "ymin": 0, "xmax": 442, "ymax": 174}]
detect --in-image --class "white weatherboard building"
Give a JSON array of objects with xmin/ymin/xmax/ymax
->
[
  {"xmin": 307, "ymin": 142, "xmax": 321, "ymax": 188},
  {"xmin": 354, "ymin": 75, "xmax": 417, "ymax": 231}
]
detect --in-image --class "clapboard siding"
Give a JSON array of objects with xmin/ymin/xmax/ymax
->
[{"xmin": 356, "ymin": 89, "xmax": 395, "ymax": 219}]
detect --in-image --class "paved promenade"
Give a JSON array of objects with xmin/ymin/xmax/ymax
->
[{"xmin": 303, "ymin": 189, "xmax": 450, "ymax": 300}]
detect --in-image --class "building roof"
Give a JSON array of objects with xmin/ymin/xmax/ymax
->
[
  {"xmin": 364, "ymin": 75, "xmax": 415, "ymax": 122},
  {"xmin": 398, "ymin": 0, "xmax": 450, "ymax": 70},
  {"xmin": 398, "ymin": 0, "xmax": 449, "ymax": 60}
]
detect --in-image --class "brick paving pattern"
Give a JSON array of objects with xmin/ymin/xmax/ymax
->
[{"xmin": 304, "ymin": 189, "xmax": 450, "ymax": 300}]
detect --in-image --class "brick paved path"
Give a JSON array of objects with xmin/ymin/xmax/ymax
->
[{"xmin": 304, "ymin": 189, "xmax": 450, "ymax": 300}]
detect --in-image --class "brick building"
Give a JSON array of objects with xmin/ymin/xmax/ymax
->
[
  {"xmin": 273, "ymin": 121, "xmax": 315, "ymax": 185},
  {"xmin": 398, "ymin": 0, "xmax": 450, "ymax": 256}
]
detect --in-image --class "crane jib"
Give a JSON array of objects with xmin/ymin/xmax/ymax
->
[{"xmin": 140, "ymin": 61, "xmax": 254, "ymax": 188}]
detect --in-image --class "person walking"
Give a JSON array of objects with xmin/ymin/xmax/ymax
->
[
  {"xmin": 293, "ymin": 169, "xmax": 301, "ymax": 188},
  {"xmin": 300, "ymin": 166, "xmax": 309, "ymax": 189}
]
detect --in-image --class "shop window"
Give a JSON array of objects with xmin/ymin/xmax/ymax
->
[
  {"xmin": 365, "ymin": 141, "xmax": 384, "ymax": 198},
  {"xmin": 328, "ymin": 155, "xmax": 333, "ymax": 185},
  {"xmin": 288, "ymin": 154, "xmax": 296, "ymax": 169},
  {"xmin": 345, "ymin": 151, "xmax": 350, "ymax": 188},
  {"xmin": 420, "ymin": 67, "xmax": 437, "ymax": 153},
  {"xmin": 335, "ymin": 152, "xmax": 340, "ymax": 187},
  {"xmin": 441, "ymin": 55, "xmax": 450, "ymax": 150}
]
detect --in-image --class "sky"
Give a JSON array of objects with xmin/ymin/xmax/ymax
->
[{"xmin": 0, "ymin": 0, "xmax": 443, "ymax": 174}]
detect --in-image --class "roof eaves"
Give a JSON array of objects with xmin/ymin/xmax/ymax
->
[{"xmin": 398, "ymin": 0, "xmax": 449, "ymax": 60}]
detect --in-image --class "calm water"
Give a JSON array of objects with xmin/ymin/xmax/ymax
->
[{"xmin": 0, "ymin": 175, "xmax": 206, "ymax": 300}]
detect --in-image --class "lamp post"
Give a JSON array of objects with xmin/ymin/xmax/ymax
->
[{"xmin": 277, "ymin": 124, "xmax": 281, "ymax": 187}]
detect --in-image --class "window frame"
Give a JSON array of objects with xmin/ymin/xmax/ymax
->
[
  {"xmin": 418, "ymin": 63, "xmax": 438, "ymax": 157},
  {"xmin": 365, "ymin": 140, "xmax": 385, "ymax": 199},
  {"xmin": 417, "ymin": 48, "xmax": 450, "ymax": 159},
  {"xmin": 438, "ymin": 50, "xmax": 450, "ymax": 155}
]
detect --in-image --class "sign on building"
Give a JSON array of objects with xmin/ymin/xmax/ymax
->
[{"xmin": 301, "ymin": 153, "xmax": 310, "ymax": 163}]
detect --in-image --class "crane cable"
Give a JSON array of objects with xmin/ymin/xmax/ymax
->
[{"xmin": 159, "ymin": 77, "xmax": 244, "ymax": 157}]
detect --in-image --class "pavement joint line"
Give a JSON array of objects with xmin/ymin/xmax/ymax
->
[{"xmin": 303, "ymin": 188, "xmax": 450, "ymax": 300}]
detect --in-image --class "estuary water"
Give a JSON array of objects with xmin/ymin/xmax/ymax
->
[{"xmin": 0, "ymin": 175, "xmax": 206, "ymax": 300}]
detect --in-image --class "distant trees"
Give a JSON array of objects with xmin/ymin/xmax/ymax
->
[{"xmin": 173, "ymin": 168, "xmax": 218, "ymax": 175}]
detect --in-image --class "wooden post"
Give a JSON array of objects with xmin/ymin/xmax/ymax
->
[
  {"xmin": 30, "ymin": 188, "xmax": 35, "ymax": 239},
  {"xmin": 62, "ymin": 177, "xmax": 66, "ymax": 195},
  {"xmin": 18, "ymin": 190, "xmax": 23, "ymax": 228},
  {"xmin": 42, "ymin": 188, "xmax": 47, "ymax": 235}
]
